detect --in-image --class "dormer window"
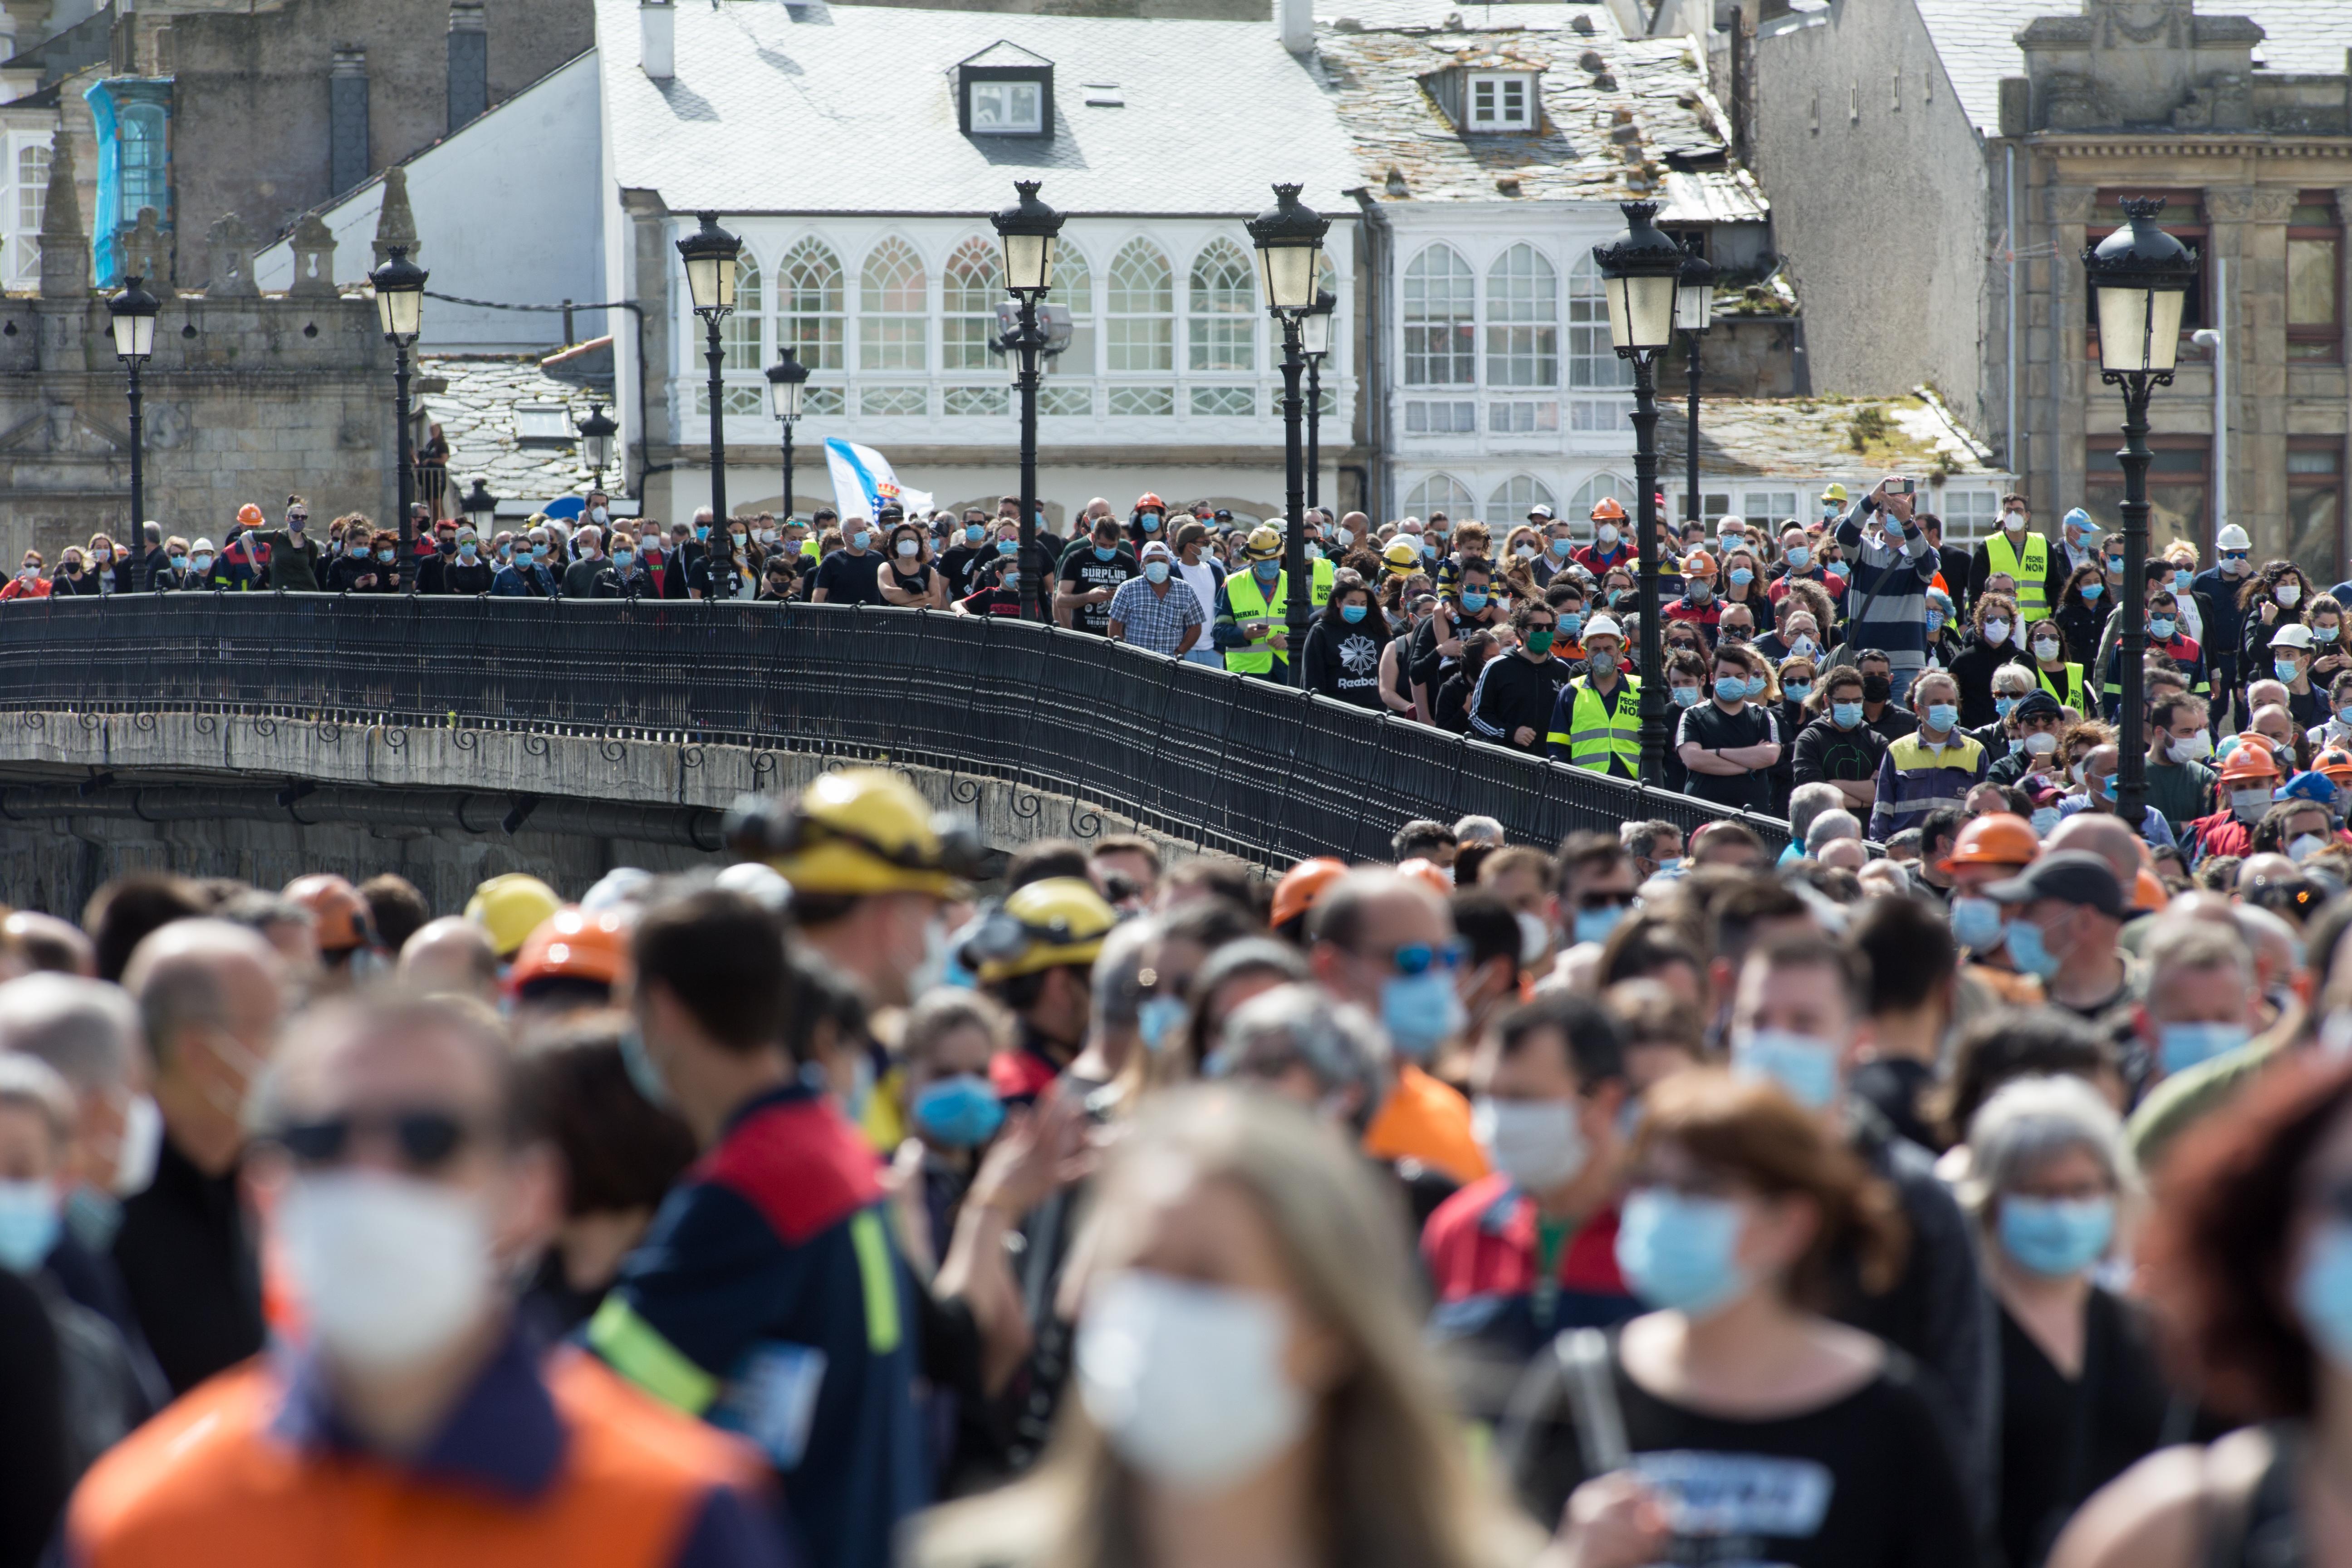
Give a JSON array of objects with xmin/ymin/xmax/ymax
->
[
  {"xmin": 1468, "ymin": 72, "xmax": 1535, "ymax": 130},
  {"xmin": 954, "ymin": 41, "xmax": 1054, "ymax": 140}
]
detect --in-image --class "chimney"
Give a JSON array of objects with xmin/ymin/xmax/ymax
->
[
  {"xmin": 1279, "ymin": 0, "xmax": 1312, "ymax": 55},
  {"xmin": 447, "ymin": 1, "xmax": 487, "ymax": 133},
  {"xmin": 641, "ymin": 0, "xmax": 674, "ymax": 80}
]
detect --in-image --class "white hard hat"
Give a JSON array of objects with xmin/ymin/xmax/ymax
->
[
  {"xmin": 2216, "ymin": 523, "xmax": 2252, "ymax": 551},
  {"xmin": 1583, "ymin": 613, "xmax": 1624, "ymax": 640}
]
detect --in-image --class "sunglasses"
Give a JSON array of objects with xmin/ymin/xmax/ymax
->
[
  {"xmin": 1380, "ymin": 941, "xmax": 1464, "ymax": 977},
  {"xmin": 1572, "ymin": 890, "xmax": 1636, "ymax": 913},
  {"xmin": 267, "ymin": 1108, "xmax": 486, "ymax": 1172}
]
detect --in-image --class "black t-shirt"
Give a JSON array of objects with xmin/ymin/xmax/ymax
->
[
  {"xmin": 1847, "ymin": 1058, "xmax": 1942, "ymax": 1153},
  {"xmin": 941, "ymin": 544, "xmax": 989, "ymax": 597},
  {"xmin": 959, "ymin": 586, "xmax": 1024, "ymax": 618},
  {"xmin": 814, "ymin": 548, "xmax": 887, "ymax": 606},
  {"xmin": 1996, "ymin": 1290, "xmax": 2171, "ymax": 1568},
  {"xmin": 1514, "ymin": 1343, "xmax": 1975, "ymax": 1568},
  {"xmin": 1058, "ymin": 545, "xmax": 1138, "ymax": 636},
  {"xmin": 1675, "ymin": 699, "xmax": 1780, "ymax": 810}
]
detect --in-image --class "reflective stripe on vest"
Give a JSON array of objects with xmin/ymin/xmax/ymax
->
[
  {"xmin": 1986, "ymin": 531, "xmax": 2051, "ymax": 617},
  {"xmin": 1555, "ymin": 677, "xmax": 1643, "ymax": 771},
  {"xmin": 2037, "ymin": 662, "xmax": 2085, "ymax": 712},
  {"xmin": 1223, "ymin": 570, "xmax": 1289, "ymax": 674}
]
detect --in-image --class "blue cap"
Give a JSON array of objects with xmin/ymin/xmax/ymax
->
[
  {"xmin": 2276, "ymin": 770, "xmax": 2337, "ymax": 804},
  {"xmin": 2062, "ymin": 507, "xmax": 2093, "ymax": 532}
]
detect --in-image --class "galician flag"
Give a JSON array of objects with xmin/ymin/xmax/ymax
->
[{"xmin": 825, "ymin": 437, "xmax": 934, "ymax": 522}]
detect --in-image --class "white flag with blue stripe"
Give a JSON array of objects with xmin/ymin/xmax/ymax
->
[{"xmin": 824, "ymin": 438, "xmax": 934, "ymax": 523}]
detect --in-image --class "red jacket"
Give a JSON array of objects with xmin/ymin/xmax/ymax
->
[
  {"xmin": 1421, "ymin": 1173, "xmax": 1632, "ymax": 1337},
  {"xmin": 2186, "ymin": 810, "xmax": 2253, "ymax": 864}
]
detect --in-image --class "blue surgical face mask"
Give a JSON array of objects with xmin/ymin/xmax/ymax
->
[
  {"xmin": 1615, "ymin": 1187, "xmax": 1750, "ymax": 1316},
  {"xmin": 1671, "ymin": 685, "xmax": 1702, "ymax": 709},
  {"xmin": 619, "ymin": 1022, "xmax": 672, "ymax": 1108},
  {"xmin": 2082, "ymin": 581, "xmax": 2104, "ymax": 602},
  {"xmin": 1731, "ymin": 1027, "xmax": 1842, "ymax": 1110},
  {"xmin": 1999, "ymin": 1195, "xmax": 2116, "ymax": 1278},
  {"xmin": 532, "ymin": 544, "xmax": 549, "ymax": 560},
  {"xmin": 1832, "ymin": 700, "xmax": 1864, "ymax": 728},
  {"xmin": 0, "ymin": 1181, "xmax": 57, "ymax": 1275},
  {"xmin": 911, "ymin": 1074, "xmax": 1006, "ymax": 1149},
  {"xmin": 995, "ymin": 538, "xmax": 1018, "ymax": 556},
  {"xmin": 1951, "ymin": 895, "xmax": 2003, "ymax": 951},
  {"xmin": 1460, "ymin": 590, "xmax": 1488, "ymax": 611},
  {"xmin": 613, "ymin": 550, "xmax": 635, "ymax": 568},
  {"xmin": 695, "ymin": 524, "xmax": 711, "ymax": 542},
  {"xmin": 1381, "ymin": 970, "xmax": 1465, "ymax": 1064},
  {"xmin": 1994, "ymin": 695, "xmax": 2018, "ymax": 719},
  {"xmin": 1653, "ymin": 856, "xmax": 1682, "ymax": 875},
  {"xmin": 1254, "ymin": 560, "xmax": 1280, "ymax": 583},
  {"xmin": 965, "ymin": 525, "xmax": 986, "ymax": 544},
  {"xmin": 2279, "ymin": 658, "xmax": 2305, "ymax": 684},
  {"xmin": 1730, "ymin": 568, "xmax": 1754, "ymax": 587},
  {"xmin": 1573, "ymin": 904, "xmax": 1627, "ymax": 948},
  {"xmin": 2030, "ymin": 805, "xmax": 2063, "ymax": 836},
  {"xmin": 1136, "ymin": 996, "xmax": 1186, "ymax": 1054},
  {"xmin": 1926, "ymin": 702, "xmax": 1960, "ymax": 732},
  {"xmin": 1094, "ymin": 544, "xmax": 1118, "ymax": 562},
  {"xmin": 1142, "ymin": 514, "xmax": 1161, "ymax": 533},
  {"xmin": 2160, "ymin": 1020, "xmax": 2250, "ymax": 1077},
  {"xmin": 1786, "ymin": 546, "xmax": 1811, "ymax": 569},
  {"xmin": 1558, "ymin": 612, "xmax": 1583, "ymax": 635},
  {"xmin": 2004, "ymin": 917, "xmax": 2062, "ymax": 980},
  {"xmin": 1144, "ymin": 561, "xmax": 1171, "ymax": 584},
  {"xmin": 2294, "ymin": 1221, "xmax": 2352, "ymax": 1370},
  {"xmin": 1715, "ymin": 676, "xmax": 1750, "ymax": 703},
  {"xmin": 170, "ymin": 554, "xmax": 188, "ymax": 570},
  {"xmin": 1783, "ymin": 681, "xmax": 1813, "ymax": 704},
  {"xmin": 1340, "ymin": 602, "xmax": 1368, "ymax": 624},
  {"xmin": 376, "ymin": 549, "xmax": 395, "ymax": 563},
  {"xmin": 2172, "ymin": 568, "xmax": 2191, "ymax": 592},
  {"xmin": 2150, "ymin": 617, "xmax": 2176, "ymax": 640},
  {"xmin": 1550, "ymin": 538, "xmax": 1573, "ymax": 558}
]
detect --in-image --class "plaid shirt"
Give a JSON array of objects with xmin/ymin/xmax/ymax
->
[{"xmin": 1107, "ymin": 574, "xmax": 1205, "ymax": 654}]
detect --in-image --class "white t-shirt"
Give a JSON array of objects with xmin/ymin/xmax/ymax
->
[{"xmin": 1176, "ymin": 558, "xmax": 1220, "ymax": 622}]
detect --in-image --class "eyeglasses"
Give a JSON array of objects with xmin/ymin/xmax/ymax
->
[
  {"xmin": 266, "ymin": 1108, "xmax": 488, "ymax": 1173},
  {"xmin": 1376, "ymin": 941, "xmax": 1463, "ymax": 976}
]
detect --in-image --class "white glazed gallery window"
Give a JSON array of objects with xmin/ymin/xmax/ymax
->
[
  {"xmin": 1740, "ymin": 491, "xmax": 1799, "ymax": 529},
  {"xmin": 1404, "ymin": 401, "xmax": 1476, "ymax": 435},
  {"xmin": 1188, "ymin": 238, "xmax": 1255, "ymax": 372},
  {"xmin": 1403, "ymin": 243, "xmax": 1475, "ymax": 387},
  {"xmin": 1467, "ymin": 73, "xmax": 1534, "ymax": 131},
  {"xmin": 1044, "ymin": 245, "xmax": 1094, "ymax": 379},
  {"xmin": 970, "ymin": 80, "xmax": 1042, "ymax": 134},
  {"xmin": 1403, "ymin": 473, "xmax": 1476, "ymax": 519},
  {"xmin": 1566, "ymin": 254, "xmax": 1634, "ymax": 390},
  {"xmin": 1489, "ymin": 475, "xmax": 1556, "ymax": 522},
  {"xmin": 859, "ymin": 237, "xmax": 928, "ymax": 373},
  {"xmin": 942, "ymin": 236, "xmax": 1001, "ymax": 372},
  {"xmin": 1485, "ymin": 243, "xmax": 1558, "ymax": 389},
  {"xmin": 1938, "ymin": 488, "xmax": 1999, "ymax": 543},
  {"xmin": 722, "ymin": 255, "xmax": 764, "ymax": 372},
  {"xmin": 778, "ymin": 236, "xmax": 845, "ymax": 415},
  {"xmin": 1107, "ymin": 238, "xmax": 1174, "ymax": 374},
  {"xmin": 13, "ymin": 142, "xmax": 47, "ymax": 282},
  {"xmin": 1570, "ymin": 472, "xmax": 1632, "ymax": 519}
]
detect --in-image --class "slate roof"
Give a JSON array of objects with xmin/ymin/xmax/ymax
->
[
  {"xmin": 1317, "ymin": 0, "xmax": 1765, "ymax": 219},
  {"xmin": 1656, "ymin": 389, "xmax": 2004, "ymax": 482},
  {"xmin": 595, "ymin": 0, "xmax": 1364, "ymax": 216},
  {"xmin": 1913, "ymin": 0, "xmax": 2352, "ymax": 137},
  {"xmin": 416, "ymin": 355, "xmax": 607, "ymax": 513}
]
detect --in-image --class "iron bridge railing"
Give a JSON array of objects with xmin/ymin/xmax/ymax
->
[{"xmin": 0, "ymin": 593, "xmax": 1789, "ymax": 866}]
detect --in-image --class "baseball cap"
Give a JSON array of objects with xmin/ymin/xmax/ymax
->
[
  {"xmin": 1527, "ymin": 504, "xmax": 1555, "ymax": 520},
  {"xmin": 1980, "ymin": 850, "xmax": 2123, "ymax": 918},
  {"xmin": 2276, "ymin": 769, "xmax": 2337, "ymax": 805},
  {"xmin": 1139, "ymin": 540, "xmax": 1173, "ymax": 562}
]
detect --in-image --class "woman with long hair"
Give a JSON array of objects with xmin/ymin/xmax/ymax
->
[
  {"xmin": 2239, "ymin": 559, "xmax": 2315, "ymax": 673},
  {"xmin": 2057, "ymin": 564, "xmax": 2112, "ymax": 677},
  {"xmin": 1302, "ymin": 578, "xmax": 1392, "ymax": 710},
  {"xmin": 880, "ymin": 519, "xmax": 947, "ymax": 608},
  {"xmin": 1953, "ymin": 591, "xmax": 2032, "ymax": 726},
  {"xmin": 911, "ymin": 1086, "xmax": 1503, "ymax": 1568}
]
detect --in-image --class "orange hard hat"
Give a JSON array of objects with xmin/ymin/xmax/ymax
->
[
  {"xmin": 2133, "ymin": 867, "xmax": 2169, "ymax": 913},
  {"xmin": 2220, "ymin": 741, "xmax": 2284, "ymax": 784},
  {"xmin": 509, "ymin": 905, "xmax": 631, "ymax": 994},
  {"xmin": 2316, "ymin": 747, "xmax": 2352, "ymax": 784},
  {"xmin": 1134, "ymin": 492, "xmax": 1165, "ymax": 513},
  {"xmin": 1941, "ymin": 813, "xmax": 2039, "ymax": 871},
  {"xmin": 1589, "ymin": 497, "xmax": 1627, "ymax": 522},
  {"xmin": 236, "ymin": 503, "xmax": 265, "ymax": 527},
  {"xmin": 283, "ymin": 873, "xmax": 374, "ymax": 951},
  {"xmin": 1271, "ymin": 857, "xmax": 1348, "ymax": 929},
  {"xmin": 1396, "ymin": 857, "xmax": 1455, "ymax": 901},
  {"xmin": 1682, "ymin": 550, "xmax": 1717, "ymax": 575}
]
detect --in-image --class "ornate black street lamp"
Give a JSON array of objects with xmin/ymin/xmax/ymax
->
[
  {"xmin": 462, "ymin": 476, "xmax": 498, "ymax": 536},
  {"xmin": 765, "ymin": 348, "xmax": 808, "ymax": 524},
  {"xmin": 1248, "ymin": 182, "xmax": 1328, "ymax": 686},
  {"xmin": 1592, "ymin": 202, "xmax": 1686, "ymax": 782},
  {"xmin": 576, "ymin": 402, "xmax": 617, "ymax": 492},
  {"xmin": 2085, "ymin": 197, "xmax": 2196, "ymax": 826},
  {"xmin": 1301, "ymin": 286, "xmax": 1336, "ymax": 514},
  {"xmin": 990, "ymin": 180, "xmax": 1063, "ymax": 622},
  {"xmin": 107, "ymin": 274, "xmax": 159, "ymax": 537},
  {"xmin": 368, "ymin": 245, "xmax": 428, "ymax": 593},
  {"xmin": 677, "ymin": 211, "xmax": 742, "ymax": 529},
  {"xmin": 1676, "ymin": 248, "xmax": 1714, "ymax": 531}
]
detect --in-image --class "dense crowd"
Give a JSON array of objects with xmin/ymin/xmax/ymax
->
[
  {"xmin": 15, "ymin": 480, "xmax": 2352, "ymax": 856},
  {"xmin": 5, "ymin": 762, "xmax": 2352, "ymax": 1568}
]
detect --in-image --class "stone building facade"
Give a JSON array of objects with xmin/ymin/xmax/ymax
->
[
  {"xmin": 0, "ymin": 127, "xmax": 397, "ymax": 560},
  {"xmin": 1746, "ymin": 0, "xmax": 2351, "ymax": 573}
]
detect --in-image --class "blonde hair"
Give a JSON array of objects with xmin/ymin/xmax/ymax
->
[{"xmin": 913, "ymin": 1087, "xmax": 1490, "ymax": 1568}]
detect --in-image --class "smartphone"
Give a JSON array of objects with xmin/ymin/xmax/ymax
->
[{"xmin": 1887, "ymin": 477, "xmax": 1915, "ymax": 496}]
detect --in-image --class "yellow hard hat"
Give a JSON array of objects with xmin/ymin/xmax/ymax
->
[
  {"xmin": 1242, "ymin": 527, "xmax": 1284, "ymax": 563},
  {"xmin": 465, "ymin": 872, "xmax": 562, "ymax": 959},
  {"xmin": 1819, "ymin": 483, "xmax": 1849, "ymax": 504},
  {"xmin": 961, "ymin": 876, "xmax": 1117, "ymax": 985},
  {"xmin": 1382, "ymin": 540, "xmax": 1421, "ymax": 577},
  {"xmin": 724, "ymin": 767, "xmax": 973, "ymax": 898}
]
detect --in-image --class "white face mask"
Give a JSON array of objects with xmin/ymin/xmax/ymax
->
[
  {"xmin": 2279, "ymin": 584, "xmax": 2304, "ymax": 608},
  {"xmin": 2023, "ymin": 730, "xmax": 2059, "ymax": 755},
  {"xmin": 2003, "ymin": 510, "xmax": 2026, "ymax": 532},
  {"xmin": 1983, "ymin": 619, "xmax": 2011, "ymax": 644},
  {"xmin": 277, "ymin": 1171, "xmax": 493, "ymax": 1372},
  {"xmin": 1076, "ymin": 1270, "xmax": 1307, "ymax": 1491},
  {"xmin": 114, "ymin": 1094, "xmax": 162, "ymax": 1197},
  {"xmin": 2170, "ymin": 731, "xmax": 2214, "ymax": 763},
  {"xmin": 2033, "ymin": 638, "xmax": 2062, "ymax": 662},
  {"xmin": 1473, "ymin": 1097, "xmax": 1590, "ymax": 1193},
  {"xmin": 2232, "ymin": 787, "xmax": 2273, "ymax": 821},
  {"xmin": 2291, "ymin": 833, "xmax": 2330, "ymax": 863},
  {"xmin": 1515, "ymin": 909, "xmax": 1551, "ymax": 968}
]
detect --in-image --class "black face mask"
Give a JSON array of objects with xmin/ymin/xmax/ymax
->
[{"xmin": 1861, "ymin": 675, "xmax": 1893, "ymax": 703}]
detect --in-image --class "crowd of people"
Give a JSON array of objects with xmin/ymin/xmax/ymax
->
[
  {"xmin": 4, "ymin": 760, "xmax": 2352, "ymax": 1567},
  {"xmin": 15, "ymin": 479, "xmax": 2352, "ymax": 858}
]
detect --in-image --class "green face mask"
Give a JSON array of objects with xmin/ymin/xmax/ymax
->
[{"xmin": 1524, "ymin": 629, "xmax": 1555, "ymax": 655}]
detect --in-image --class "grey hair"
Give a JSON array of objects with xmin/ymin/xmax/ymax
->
[
  {"xmin": 1788, "ymin": 783, "xmax": 1843, "ymax": 845},
  {"xmin": 0, "ymin": 1052, "xmax": 75, "ymax": 1150},
  {"xmin": 1911, "ymin": 668, "xmax": 1960, "ymax": 703},
  {"xmin": 0, "ymin": 974, "xmax": 141, "ymax": 1093},
  {"xmin": 1991, "ymin": 663, "xmax": 2036, "ymax": 695},
  {"xmin": 1806, "ymin": 808, "xmax": 1862, "ymax": 853},
  {"xmin": 2143, "ymin": 918, "xmax": 2256, "ymax": 1001},
  {"xmin": 1961, "ymin": 1074, "xmax": 2137, "ymax": 1217},
  {"xmin": 1208, "ymin": 984, "xmax": 1389, "ymax": 1129},
  {"xmin": 1090, "ymin": 916, "xmax": 1160, "ymax": 1031},
  {"xmin": 1452, "ymin": 815, "xmax": 1506, "ymax": 847}
]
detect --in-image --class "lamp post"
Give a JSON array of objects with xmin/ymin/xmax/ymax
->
[
  {"xmin": 677, "ymin": 211, "xmax": 742, "ymax": 529},
  {"xmin": 462, "ymin": 477, "xmax": 498, "ymax": 536},
  {"xmin": 106, "ymin": 274, "xmax": 159, "ymax": 536},
  {"xmin": 990, "ymin": 179, "xmax": 1063, "ymax": 622},
  {"xmin": 1300, "ymin": 286, "xmax": 1335, "ymax": 514},
  {"xmin": 765, "ymin": 348, "xmax": 808, "ymax": 523},
  {"xmin": 575, "ymin": 402, "xmax": 617, "ymax": 493},
  {"xmin": 1592, "ymin": 201, "xmax": 1687, "ymax": 784},
  {"xmin": 2084, "ymin": 196, "xmax": 2196, "ymax": 827},
  {"xmin": 368, "ymin": 245, "xmax": 428, "ymax": 593},
  {"xmin": 1249, "ymin": 182, "xmax": 1329, "ymax": 686},
  {"xmin": 1675, "ymin": 248, "xmax": 1714, "ymax": 530}
]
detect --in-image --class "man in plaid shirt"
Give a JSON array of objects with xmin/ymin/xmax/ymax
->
[{"xmin": 1107, "ymin": 540, "xmax": 1205, "ymax": 657}]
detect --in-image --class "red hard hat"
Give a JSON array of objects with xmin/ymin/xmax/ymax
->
[
  {"xmin": 508, "ymin": 906, "xmax": 632, "ymax": 994},
  {"xmin": 1589, "ymin": 497, "xmax": 1627, "ymax": 522},
  {"xmin": 1135, "ymin": 492, "xmax": 1166, "ymax": 513}
]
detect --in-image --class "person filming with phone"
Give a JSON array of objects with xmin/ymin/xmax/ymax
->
[{"xmin": 1834, "ymin": 475, "xmax": 1942, "ymax": 702}]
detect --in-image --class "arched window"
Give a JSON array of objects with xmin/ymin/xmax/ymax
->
[
  {"xmin": 1485, "ymin": 244, "xmax": 1557, "ymax": 388},
  {"xmin": 1567, "ymin": 255, "xmax": 1634, "ymax": 390},
  {"xmin": 942, "ymin": 236, "xmax": 1001, "ymax": 372},
  {"xmin": 1403, "ymin": 473, "xmax": 1476, "ymax": 519},
  {"xmin": 119, "ymin": 105, "xmax": 166, "ymax": 225},
  {"xmin": 15, "ymin": 143, "xmax": 49, "ymax": 265},
  {"xmin": 1187, "ymin": 238, "xmax": 1255, "ymax": 372},
  {"xmin": 1105, "ymin": 238, "xmax": 1173, "ymax": 373},
  {"xmin": 778, "ymin": 237, "xmax": 844, "ymax": 371},
  {"xmin": 1488, "ymin": 475, "xmax": 1557, "ymax": 522},
  {"xmin": 722, "ymin": 255, "xmax": 764, "ymax": 372},
  {"xmin": 1402, "ymin": 244, "xmax": 1475, "ymax": 387},
  {"xmin": 1042, "ymin": 246, "xmax": 1094, "ymax": 416},
  {"xmin": 859, "ymin": 237, "xmax": 927, "ymax": 372},
  {"xmin": 1569, "ymin": 471, "xmax": 1632, "ymax": 518}
]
